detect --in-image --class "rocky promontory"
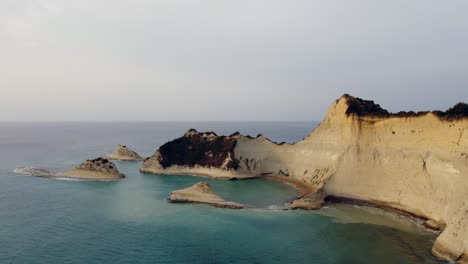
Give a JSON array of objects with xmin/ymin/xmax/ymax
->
[
  {"xmin": 140, "ymin": 129, "xmax": 254, "ymax": 179},
  {"xmin": 167, "ymin": 182, "xmax": 245, "ymax": 209},
  {"xmin": 104, "ymin": 145, "xmax": 143, "ymax": 161},
  {"xmin": 62, "ymin": 157, "xmax": 125, "ymax": 180},
  {"xmin": 142, "ymin": 94, "xmax": 468, "ymax": 263}
]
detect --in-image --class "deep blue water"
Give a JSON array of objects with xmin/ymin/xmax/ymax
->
[{"xmin": 0, "ymin": 122, "xmax": 444, "ymax": 264}]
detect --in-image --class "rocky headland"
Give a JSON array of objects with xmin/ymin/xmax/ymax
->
[
  {"xmin": 141, "ymin": 94, "xmax": 468, "ymax": 263},
  {"xmin": 140, "ymin": 129, "xmax": 252, "ymax": 179},
  {"xmin": 104, "ymin": 145, "xmax": 143, "ymax": 161},
  {"xmin": 167, "ymin": 182, "xmax": 245, "ymax": 209},
  {"xmin": 62, "ymin": 157, "xmax": 125, "ymax": 180}
]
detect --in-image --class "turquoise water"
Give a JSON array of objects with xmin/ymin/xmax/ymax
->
[{"xmin": 0, "ymin": 122, "xmax": 444, "ymax": 264}]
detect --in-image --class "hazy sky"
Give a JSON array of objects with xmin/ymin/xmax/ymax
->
[{"xmin": 1, "ymin": 1, "xmax": 467, "ymax": 121}]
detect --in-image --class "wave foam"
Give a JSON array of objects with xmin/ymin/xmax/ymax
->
[{"xmin": 13, "ymin": 167, "xmax": 54, "ymax": 177}]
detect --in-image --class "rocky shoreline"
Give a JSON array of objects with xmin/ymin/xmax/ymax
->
[
  {"xmin": 12, "ymin": 94, "xmax": 468, "ymax": 263},
  {"xmin": 139, "ymin": 94, "xmax": 468, "ymax": 263}
]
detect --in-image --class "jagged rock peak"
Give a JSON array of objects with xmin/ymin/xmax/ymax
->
[
  {"xmin": 184, "ymin": 129, "xmax": 218, "ymax": 139},
  {"xmin": 184, "ymin": 128, "xmax": 199, "ymax": 137},
  {"xmin": 118, "ymin": 144, "xmax": 142, "ymax": 156}
]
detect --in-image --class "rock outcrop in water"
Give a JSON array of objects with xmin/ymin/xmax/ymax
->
[
  {"xmin": 141, "ymin": 94, "xmax": 468, "ymax": 263},
  {"xmin": 167, "ymin": 182, "xmax": 245, "ymax": 209},
  {"xmin": 104, "ymin": 145, "xmax": 143, "ymax": 161},
  {"xmin": 289, "ymin": 188, "xmax": 325, "ymax": 210},
  {"xmin": 140, "ymin": 130, "xmax": 252, "ymax": 179},
  {"xmin": 63, "ymin": 157, "xmax": 125, "ymax": 180}
]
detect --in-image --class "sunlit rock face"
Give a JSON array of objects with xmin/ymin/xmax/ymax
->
[{"xmin": 141, "ymin": 94, "xmax": 468, "ymax": 262}]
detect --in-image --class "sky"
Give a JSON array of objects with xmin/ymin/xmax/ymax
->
[{"xmin": 0, "ymin": 0, "xmax": 467, "ymax": 122}]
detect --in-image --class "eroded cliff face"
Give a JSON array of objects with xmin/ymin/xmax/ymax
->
[
  {"xmin": 140, "ymin": 130, "xmax": 246, "ymax": 179},
  {"xmin": 141, "ymin": 95, "xmax": 468, "ymax": 262}
]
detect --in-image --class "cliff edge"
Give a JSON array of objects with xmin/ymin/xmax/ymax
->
[{"xmin": 141, "ymin": 94, "xmax": 468, "ymax": 263}]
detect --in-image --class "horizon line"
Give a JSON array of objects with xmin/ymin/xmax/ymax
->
[{"xmin": 0, "ymin": 120, "xmax": 319, "ymax": 123}]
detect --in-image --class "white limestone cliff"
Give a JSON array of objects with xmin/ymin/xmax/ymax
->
[{"xmin": 141, "ymin": 94, "xmax": 468, "ymax": 262}]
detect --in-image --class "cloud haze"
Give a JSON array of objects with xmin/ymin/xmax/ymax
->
[{"xmin": 0, "ymin": 0, "xmax": 467, "ymax": 121}]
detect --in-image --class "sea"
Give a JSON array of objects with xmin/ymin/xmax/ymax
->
[{"xmin": 0, "ymin": 122, "xmax": 445, "ymax": 264}]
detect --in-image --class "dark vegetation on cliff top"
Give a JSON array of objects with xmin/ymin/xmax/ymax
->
[
  {"xmin": 78, "ymin": 157, "xmax": 117, "ymax": 171},
  {"xmin": 158, "ymin": 132, "xmax": 239, "ymax": 170},
  {"xmin": 87, "ymin": 157, "xmax": 110, "ymax": 164},
  {"xmin": 343, "ymin": 94, "xmax": 468, "ymax": 120}
]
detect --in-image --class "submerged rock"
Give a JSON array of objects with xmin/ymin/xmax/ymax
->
[
  {"xmin": 167, "ymin": 182, "xmax": 245, "ymax": 209},
  {"xmin": 62, "ymin": 157, "xmax": 125, "ymax": 180},
  {"xmin": 104, "ymin": 145, "xmax": 143, "ymax": 161}
]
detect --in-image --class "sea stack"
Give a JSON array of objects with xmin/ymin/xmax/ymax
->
[
  {"xmin": 167, "ymin": 182, "xmax": 245, "ymax": 209},
  {"xmin": 62, "ymin": 157, "xmax": 125, "ymax": 180},
  {"xmin": 104, "ymin": 145, "xmax": 143, "ymax": 161}
]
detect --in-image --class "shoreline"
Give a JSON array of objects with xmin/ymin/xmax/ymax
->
[
  {"xmin": 324, "ymin": 196, "xmax": 441, "ymax": 233},
  {"xmin": 140, "ymin": 167, "xmax": 257, "ymax": 180},
  {"xmin": 150, "ymin": 170, "xmax": 442, "ymax": 233},
  {"xmin": 14, "ymin": 167, "xmax": 123, "ymax": 181},
  {"xmin": 61, "ymin": 169, "xmax": 125, "ymax": 180},
  {"xmin": 103, "ymin": 154, "xmax": 144, "ymax": 161},
  {"xmin": 259, "ymin": 175, "xmax": 315, "ymax": 197}
]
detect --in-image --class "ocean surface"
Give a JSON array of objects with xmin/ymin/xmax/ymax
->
[{"xmin": 0, "ymin": 122, "xmax": 444, "ymax": 264}]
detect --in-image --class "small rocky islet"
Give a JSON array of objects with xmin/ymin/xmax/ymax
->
[
  {"xmin": 62, "ymin": 157, "xmax": 125, "ymax": 180},
  {"xmin": 167, "ymin": 182, "xmax": 245, "ymax": 209},
  {"xmin": 103, "ymin": 144, "xmax": 143, "ymax": 161},
  {"xmin": 15, "ymin": 157, "xmax": 125, "ymax": 180}
]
